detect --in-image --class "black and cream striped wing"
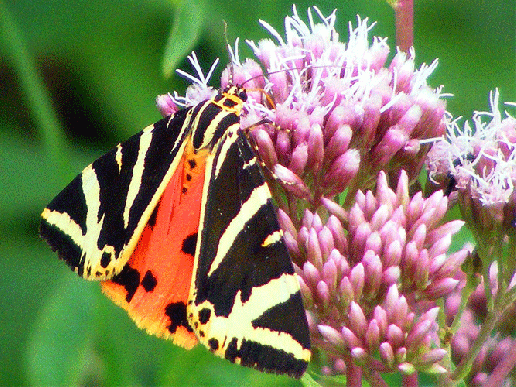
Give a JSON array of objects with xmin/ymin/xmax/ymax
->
[
  {"xmin": 40, "ymin": 109, "xmax": 192, "ymax": 280},
  {"xmin": 188, "ymin": 129, "xmax": 311, "ymax": 377}
]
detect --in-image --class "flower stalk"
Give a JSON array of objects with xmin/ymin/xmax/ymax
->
[{"xmin": 392, "ymin": 0, "xmax": 414, "ymax": 52}]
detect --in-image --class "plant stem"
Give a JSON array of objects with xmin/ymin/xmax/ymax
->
[
  {"xmin": 394, "ymin": 0, "xmax": 414, "ymax": 52},
  {"xmin": 345, "ymin": 356, "xmax": 362, "ymax": 387},
  {"xmin": 450, "ymin": 295, "xmax": 500, "ymax": 381},
  {"xmin": 402, "ymin": 372, "xmax": 418, "ymax": 387},
  {"xmin": 0, "ymin": 0, "xmax": 67, "ymax": 166},
  {"xmin": 485, "ymin": 338, "xmax": 516, "ymax": 386}
]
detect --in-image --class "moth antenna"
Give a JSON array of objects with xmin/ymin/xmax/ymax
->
[{"xmin": 245, "ymin": 87, "xmax": 276, "ymax": 110}]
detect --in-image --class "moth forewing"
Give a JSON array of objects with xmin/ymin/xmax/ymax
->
[
  {"xmin": 40, "ymin": 111, "xmax": 194, "ymax": 280},
  {"xmin": 187, "ymin": 125, "xmax": 310, "ymax": 377}
]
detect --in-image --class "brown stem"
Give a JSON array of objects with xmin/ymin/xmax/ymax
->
[
  {"xmin": 450, "ymin": 300, "xmax": 499, "ymax": 381},
  {"xmin": 363, "ymin": 368, "xmax": 388, "ymax": 387},
  {"xmin": 345, "ymin": 355, "xmax": 362, "ymax": 387},
  {"xmin": 402, "ymin": 372, "xmax": 418, "ymax": 387},
  {"xmin": 394, "ymin": 0, "xmax": 414, "ymax": 52},
  {"xmin": 485, "ymin": 338, "xmax": 516, "ymax": 386}
]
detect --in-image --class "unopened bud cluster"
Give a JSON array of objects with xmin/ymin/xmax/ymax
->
[{"xmin": 294, "ymin": 171, "xmax": 466, "ymax": 374}]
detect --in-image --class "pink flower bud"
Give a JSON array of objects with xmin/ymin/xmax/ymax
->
[
  {"xmin": 428, "ymin": 233, "xmax": 452, "ymax": 259},
  {"xmin": 297, "ymin": 226, "xmax": 309, "ymax": 250},
  {"xmin": 349, "ymin": 301, "xmax": 367, "ymax": 337},
  {"xmin": 426, "ymin": 220, "xmax": 464, "ymax": 245},
  {"xmin": 323, "ymin": 150, "xmax": 361, "ymax": 193},
  {"xmin": 363, "ymin": 251, "xmax": 382, "ymax": 294},
  {"xmin": 373, "ymin": 127, "xmax": 408, "ymax": 166},
  {"xmin": 277, "ymin": 208, "xmax": 296, "ymax": 237},
  {"xmin": 288, "ymin": 143, "xmax": 308, "ymax": 176},
  {"xmin": 316, "ymin": 280, "xmax": 330, "ymax": 309},
  {"xmin": 326, "ymin": 215, "xmax": 347, "ymax": 253},
  {"xmin": 380, "ymin": 342, "xmax": 395, "ymax": 366},
  {"xmin": 398, "ymin": 105, "xmax": 422, "ymax": 136},
  {"xmin": 417, "ymin": 349, "xmax": 447, "ymax": 366},
  {"xmin": 365, "ymin": 319, "xmax": 380, "ymax": 351},
  {"xmin": 297, "ymin": 276, "xmax": 313, "ymax": 307},
  {"xmin": 361, "ymin": 94, "xmax": 383, "ymax": 142},
  {"xmin": 414, "ymin": 249, "xmax": 430, "ymax": 288},
  {"xmin": 351, "ymin": 347, "xmax": 368, "ymax": 364},
  {"xmin": 364, "ymin": 232, "xmax": 382, "ymax": 255},
  {"xmin": 269, "ymin": 71, "xmax": 290, "ymax": 102},
  {"xmin": 302, "ymin": 209, "xmax": 314, "ymax": 228},
  {"xmin": 253, "ymin": 128, "xmax": 277, "ymax": 168},
  {"xmin": 374, "ymin": 306, "xmax": 388, "ymax": 337},
  {"xmin": 342, "ymin": 326, "xmax": 362, "ymax": 349},
  {"xmin": 326, "ymin": 125, "xmax": 353, "ymax": 163},
  {"xmin": 275, "ymin": 130, "xmax": 291, "ymax": 164},
  {"xmin": 397, "ymin": 361, "xmax": 415, "ymax": 375},
  {"xmin": 282, "ymin": 231, "xmax": 300, "ymax": 258},
  {"xmin": 293, "ymin": 115, "xmax": 310, "ymax": 146},
  {"xmin": 383, "ymin": 266, "xmax": 400, "ymax": 286},
  {"xmin": 350, "ymin": 263, "xmax": 365, "ymax": 299},
  {"xmin": 322, "ymin": 258, "xmax": 338, "ymax": 292},
  {"xmin": 375, "ymin": 171, "xmax": 396, "ymax": 207},
  {"xmin": 340, "ymin": 277, "xmax": 354, "ymax": 305},
  {"xmin": 273, "ymin": 164, "xmax": 310, "ymax": 198},
  {"xmin": 318, "ymin": 227, "xmax": 335, "ymax": 260},
  {"xmin": 384, "ymin": 239, "xmax": 403, "ymax": 267},
  {"xmin": 424, "ymin": 278, "xmax": 460, "ymax": 299},
  {"xmin": 395, "ymin": 347, "xmax": 407, "ymax": 364},
  {"xmin": 318, "ymin": 325, "xmax": 345, "ymax": 347},
  {"xmin": 307, "ymin": 124, "xmax": 324, "ymax": 173},
  {"xmin": 156, "ymin": 93, "xmax": 178, "ymax": 116},
  {"xmin": 396, "ymin": 170, "xmax": 410, "ymax": 206},
  {"xmin": 328, "ymin": 249, "xmax": 349, "ymax": 275},
  {"xmin": 370, "ymin": 205, "xmax": 391, "ymax": 232},
  {"xmin": 302, "ymin": 261, "xmax": 320, "ymax": 288}
]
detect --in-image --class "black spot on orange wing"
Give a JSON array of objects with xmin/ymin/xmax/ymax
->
[
  {"xmin": 141, "ymin": 270, "xmax": 157, "ymax": 292},
  {"xmin": 165, "ymin": 302, "xmax": 193, "ymax": 333},
  {"xmin": 111, "ymin": 265, "xmax": 141, "ymax": 302},
  {"xmin": 186, "ymin": 173, "xmax": 192, "ymax": 181},
  {"xmin": 148, "ymin": 206, "xmax": 158, "ymax": 228},
  {"xmin": 188, "ymin": 159, "xmax": 197, "ymax": 169},
  {"xmin": 181, "ymin": 233, "xmax": 198, "ymax": 256}
]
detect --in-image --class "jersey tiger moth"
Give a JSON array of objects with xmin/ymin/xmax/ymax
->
[{"xmin": 40, "ymin": 84, "xmax": 311, "ymax": 377}]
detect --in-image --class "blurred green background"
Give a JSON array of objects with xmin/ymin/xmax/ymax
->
[{"xmin": 0, "ymin": 0, "xmax": 514, "ymax": 385}]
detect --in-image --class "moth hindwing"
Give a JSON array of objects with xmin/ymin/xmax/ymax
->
[{"xmin": 40, "ymin": 85, "xmax": 311, "ymax": 377}]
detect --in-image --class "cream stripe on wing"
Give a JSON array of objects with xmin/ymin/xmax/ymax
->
[
  {"xmin": 207, "ymin": 183, "xmax": 270, "ymax": 277},
  {"xmin": 212, "ymin": 126, "xmax": 239, "ymax": 179},
  {"xmin": 41, "ymin": 164, "xmax": 106, "ymax": 274},
  {"xmin": 123, "ymin": 126, "xmax": 154, "ymax": 229},
  {"xmin": 198, "ymin": 273, "xmax": 310, "ymax": 361}
]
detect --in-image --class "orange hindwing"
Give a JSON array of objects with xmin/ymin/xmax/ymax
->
[{"xmin": 102, "ymin": 138, "xmax": 207, "ymax": 349}]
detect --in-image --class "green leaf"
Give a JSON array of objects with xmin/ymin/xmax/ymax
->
[
  {"xmin": 162, "ymin": 0, "xmax": 207, "ymax": 78},
  {"xmin": 26, "ymin": 275, "xmax": 100, "ymax": 386}
]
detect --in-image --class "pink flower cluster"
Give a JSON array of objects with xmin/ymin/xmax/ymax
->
[{"xmin": 295, "ymin": 171, "xmax": 466, "ymax": 375}]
